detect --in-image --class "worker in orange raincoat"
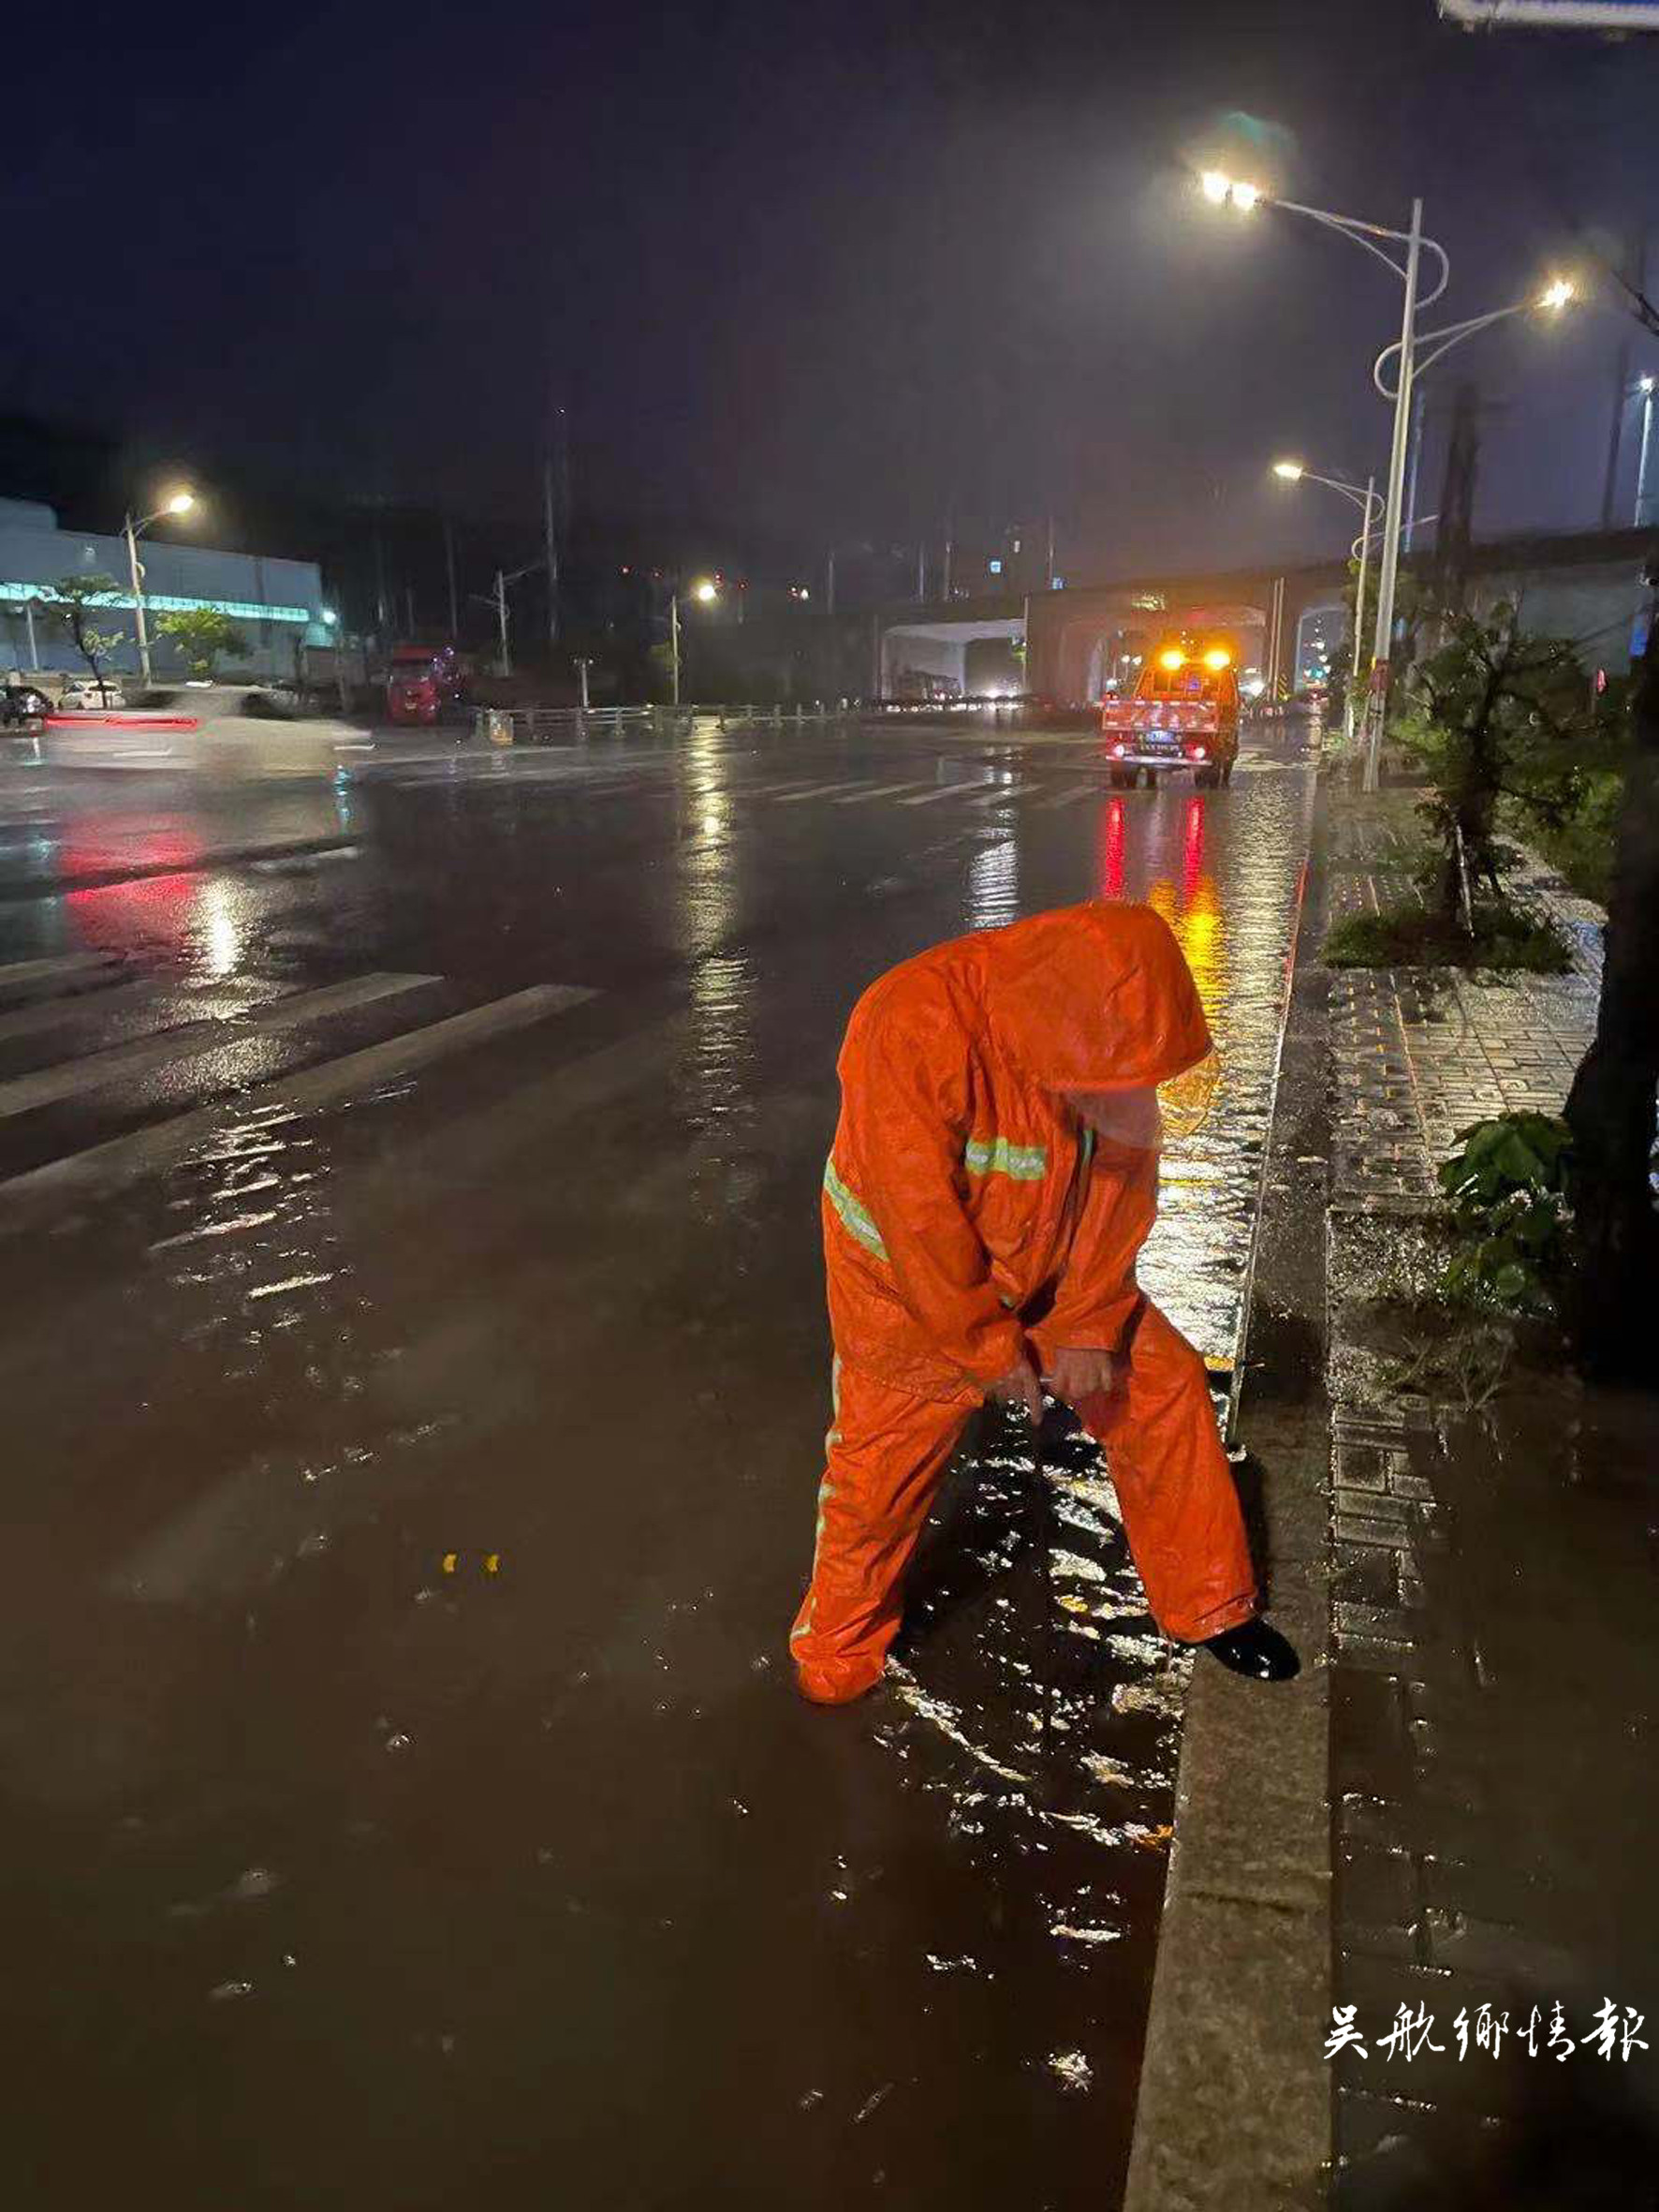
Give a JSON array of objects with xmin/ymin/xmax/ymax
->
[{"xmin": 790, "ymin": 899, "xmax": 1299, "ymax": 1705}]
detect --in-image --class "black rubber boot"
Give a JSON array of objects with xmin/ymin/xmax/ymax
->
[{"xmin": 1201, "ymin": 1618, "xmax": 1300, "ymax": 1682}]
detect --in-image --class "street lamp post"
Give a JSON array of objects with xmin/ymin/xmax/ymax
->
[
  {"xmin": 1271, "ymin": 462, "xmax": 1383, "ymax": 746},
  {"xmin": 1363, "ymin": 273, "xmax": 1575, "ymax": 781},
  {"xmin": 124, "ymin": 489, "xmax": 197, "ymax": 686},
  {"xmin": 669, "ymin": 577, "xmax": 718, "ymax": 708},
  {"xmin": 1202, "ymin": 170, "xmax": 1572, "ymax": 787},
  {"xmin": 1200, "ymin": 175, "xmax": 1449, "ymax": 789}
]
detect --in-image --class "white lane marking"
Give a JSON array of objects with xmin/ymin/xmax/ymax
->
[
  {"xmin": 0, "ymin": 972, "xmax": 438, "ymax": 1120},
  {"xmin": 831, "ymin": 780, "xmax": 936, "ymax": 804},
  {"xmin": 0, "ymin": 952, "xmax": 122, "ymax": 988},
  {"xmin": 771, "ymin": 782, "xmax": 865, "ymax": 804},
  {"xmin": 0, "ymin": 983, "xmax": 596, "ymax": 1217},
  {"xmin": 1035, "ymin": 782, "xmax": 1101, "ymax": 811},
  {"xmin": 897, "ymin": 782, "xmax": 986, "ymax": 806}
]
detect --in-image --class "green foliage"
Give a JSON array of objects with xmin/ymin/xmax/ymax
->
[
  {"xmin": 45, "ymin": 573, "xmax": 126, "ymax": 676},
  {"xmin": 1324, "ymin": 899, "xmax": 1572, "ymax": 973},
  {"xmin": 1437, "ymin": 1112, "xmax": 1573, "ymax": 1313},
  {"xmin": 1328, "ymin": 557, "xmax": 1427, "ymax": 730},
  {"xmin": 1514, "ymin": 763, "xmax": 1623, "ymax": 906},
  {"xmin": 1398, "ymin": 602, "xmax": 1619, "ymax": 927},
  {"xmin": 154, "ymin": 606, "xmax": 250, "ymax": 677}
]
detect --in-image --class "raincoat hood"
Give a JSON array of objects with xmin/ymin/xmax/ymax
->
[{"xmin": 966, "ymin": 901, "xmax": 1211, "ymax": 1093}]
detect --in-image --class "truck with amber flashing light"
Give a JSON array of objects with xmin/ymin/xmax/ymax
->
[{"xmin": 1098, "ymin": 644, "xmax": 1241, "ymax": 789}]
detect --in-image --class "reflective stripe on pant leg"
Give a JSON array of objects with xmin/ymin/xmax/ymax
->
[
  {"xmin": 1077, "ymin": 1299, "xmax": 1258, "ymax": 1643},
  {"xmin": 789, "ymin": 1363, "xmax": 971, "ymax": 1701}
]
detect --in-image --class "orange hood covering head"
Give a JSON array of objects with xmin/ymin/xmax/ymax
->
[{"xmin": 972, "ymin": 901, "xmax": 1211, "ymax": 1093}]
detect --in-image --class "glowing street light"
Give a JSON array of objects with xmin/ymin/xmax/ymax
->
[
  {"xmin": 669, "ymin": 577, "xmax": 720, "ymax": 706},
  {"xmin": 1199, "ymin": 170, "xmax": 1261, "ymax": 211},
  {"xmin": 1538, "ymin": 276, "xmax": 1575, "ymax": 312},
  {"xmin": 125, "ymin": 484, "xmax": 200, "ymax": 685},
  {"xmin": 1272, "ymin": 460, "xmax": 1305, "ymax": 480}
]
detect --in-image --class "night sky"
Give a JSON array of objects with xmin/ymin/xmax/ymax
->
[{"xmin": 11, "ymin": 0, "xmax": 1658, "ymax": 582}]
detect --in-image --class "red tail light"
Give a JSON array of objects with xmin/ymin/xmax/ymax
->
[
  {"xmin": 1112, "ymin": 742, "xmax": 1127, "ymax": 758},
  {"xmin": 1184, "ymin": 742, "xmax": 1208, "ymax": 761}
]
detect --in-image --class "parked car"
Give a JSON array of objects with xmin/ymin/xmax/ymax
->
[{"xmin": 57, "ymin": 676, "xmax": 126, "ymax": 712}]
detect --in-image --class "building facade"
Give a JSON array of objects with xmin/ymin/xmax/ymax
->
[{"xmin": 0, "ymin": 498, "xmax": 333, "ymax": 681}]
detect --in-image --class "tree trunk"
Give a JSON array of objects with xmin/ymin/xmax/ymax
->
[{"xmin": 1564, "ymin": 627, "xmax": 1659, "ymax": 1380}]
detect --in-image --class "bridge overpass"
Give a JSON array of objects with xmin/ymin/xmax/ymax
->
[{"xmin": 866, "ymin": 523, "xmax": 1653, "ymax": 704}]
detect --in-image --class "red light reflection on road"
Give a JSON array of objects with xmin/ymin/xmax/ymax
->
[{"xmin": 1097, "ymin": 797, "xmax": 1127, "ymax": 899}]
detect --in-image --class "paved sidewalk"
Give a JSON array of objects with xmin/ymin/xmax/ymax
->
[
  {"xmin": 1327, "ymin": 790, "xmax": 1602, "ymax": 1206},
  {"xmin": 1319, "ymin": 789, "xmax": 1659, "ymax": 2205}
]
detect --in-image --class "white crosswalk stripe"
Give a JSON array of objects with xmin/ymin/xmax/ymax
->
[
  {"xmin": 0, "ymin": 974, "xmax": 597, "ymax": 1217},
  {"xmin": 0, "ymin": 951, "xmax": 122, "ymax": 989},
  {"xmin": 0, "ymin": 976, "xmax": 157, "ymax": 1043},
  {"xmin": 962, "ymin": 780, "xmax": 1039, "ymax": 806},
  {"xmin": 0, "ymin": 972, "xmax": 439, "ymax": 1120},
  {"xmin": 830, "ymin": 779, "xmax": 936, "ymax": 804},
  {"xmin": 771, "ymin": 781, "xmax": 864, "ymax": 804},
  {"xmin": 901, "ymin": 780, "xmax": 1002, "ymax": 805}
]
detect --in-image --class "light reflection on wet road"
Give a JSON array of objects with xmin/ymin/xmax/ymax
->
[{"xmin": 0, "ymin": 716, "xmax": 1317, "ymax": 2210}]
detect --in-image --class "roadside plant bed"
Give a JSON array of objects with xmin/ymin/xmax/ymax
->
[
  {"xmin": 1330, "ymin": 1113, "xmax": 1577, "ymax": 1411},
  {"xmin": 1324, "ymin": 897, "xmax": 1572, "ymax": 973}
]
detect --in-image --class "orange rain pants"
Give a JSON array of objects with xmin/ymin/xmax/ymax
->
[
  {"xmin": 789, "ymin": 901, "xmax": 1259, "ymax": 1705},
  {"xmin": 789, "ymin": 1298, "xmax": 1257, "ymax": 1705}
]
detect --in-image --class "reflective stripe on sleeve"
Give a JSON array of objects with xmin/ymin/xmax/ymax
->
[
  {"xmin": 963, "ymin": 1135, "xmax": 1048, "ymax": 1181},
  {"xmin": 823, "ymin": 1158, "xmax": 889, "ymax": 1261}
]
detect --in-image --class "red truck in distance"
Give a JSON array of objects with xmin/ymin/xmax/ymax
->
[
  {"xmin": 386, "ymin": 644, "xmax": 468, "ymax": 726},
  {"xmin": 1099, "ymin": 644, "xmax": 1241, "ymax": 789}
]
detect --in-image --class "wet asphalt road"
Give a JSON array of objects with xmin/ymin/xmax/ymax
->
[{"xmin": 0, "ymin": 715, "xmax": 1318, "ymax": 2210}]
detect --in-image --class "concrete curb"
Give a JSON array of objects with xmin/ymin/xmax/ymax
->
[{"xmin": 1123, "ymin": 777, "xmax": 1335, "ymax": 2212}]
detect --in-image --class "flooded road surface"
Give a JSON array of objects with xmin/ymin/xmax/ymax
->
[{"xmin": 0, "ymin": 715, "xmax": 1318, "ymax": 2209}]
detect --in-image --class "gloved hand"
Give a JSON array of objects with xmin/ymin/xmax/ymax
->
[
  {"xmin": 1042, "ymin": 1346, "xmax": 1117, "ymax": 1406},
  {"xmin": 988, "ymin": 1351, "xmax": 1043, "ymax": 1428}
]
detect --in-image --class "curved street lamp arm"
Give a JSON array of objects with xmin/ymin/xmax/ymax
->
[
  {"xmin": 1353, "ymin": 509, "xmax": 1439, "ymax": 558},
  {"xmin": 1274, "ymin": 199, "xmax": 1451, "ymax": 311},
  {"xmin": 1373, "ymin": 301, "xmax": 1528, "ymax": 398},
  {"xmin": 1298, "ymin": 468, "xmax": 1385, "ymax": 518}
]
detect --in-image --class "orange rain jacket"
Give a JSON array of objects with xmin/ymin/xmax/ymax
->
[{"xmin": 821, "ymin": 901, "xmax": 1212, "ymax": 1403}]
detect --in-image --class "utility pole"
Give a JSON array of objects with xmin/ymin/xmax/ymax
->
[
  {"xmin": 542, "ymin": 399, "xmax": 565, "ymax": 653},
  {"xmin": 444, "ymin": 516, "xmax": 459, "ymax": 641},
  {"xmin": 1045, "ymin": 513, "xmax": 1055, "ymax": 589},
  {"xmin": 494, "ymin": 569, "xmax": 510, "ymax": 676},
  {"xmin": 669, "ymin": 588, "xmax": 682, "ymax": 707},
  {"xmin": 1402, "ymin": 386, "xmax": 1427, "ymax": 553},
  {"xmin": 916, "ymin": 542, "xmax": 926, "ymax": 599},
  {"xmin": 942, "ymin": 517, "xmax": 954, "ymax": 601},
  {"xmin": 1365, "ymin": 196, "xmax": 1425, "ymax": 792},
  {"xmin": 827, "ymin": 547, "xmax": 836, "ymax": 616}
]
